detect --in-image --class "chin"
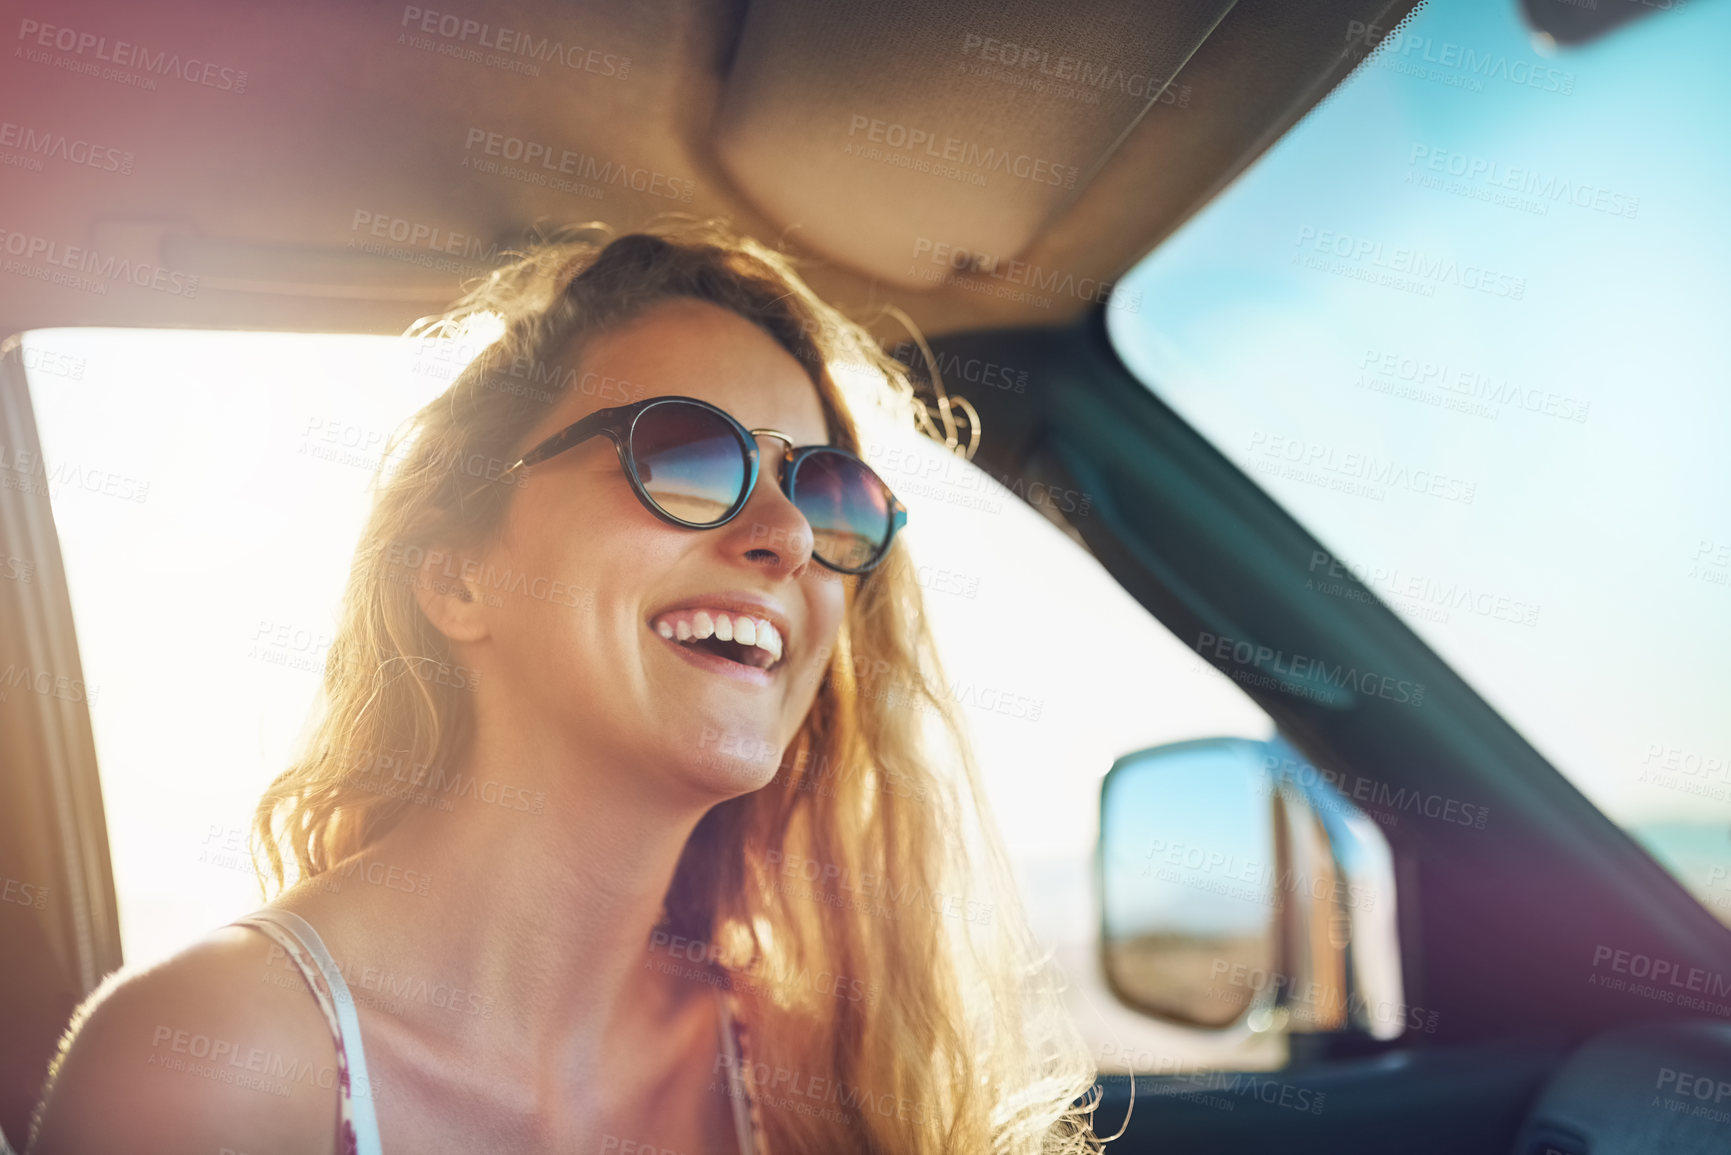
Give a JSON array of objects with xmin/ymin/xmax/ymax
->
[{"xmin": 679, "ymin": 721, "xmax": 788, "ymax": 796}]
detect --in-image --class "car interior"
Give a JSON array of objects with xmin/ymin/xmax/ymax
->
[{"xmin": 3, "ymin": 0, "xmax": 1729, "ymax": 1152}]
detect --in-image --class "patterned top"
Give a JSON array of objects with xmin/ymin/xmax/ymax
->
[
  {"xmin": 231, "ymin": 909, "xmax": 378, "ymax": 1155},
  {"xmin": 229, "ymin": 909, "xmax": 767, "ymax": 1154}
]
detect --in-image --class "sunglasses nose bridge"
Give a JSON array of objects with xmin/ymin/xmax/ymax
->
[
  {"xmin": 723, "ymin": 429, "xmax": 818, "ymax": 573},
  {"xmin": 747, "ymin": 428, "xmax": 796, "ymax": 487}
]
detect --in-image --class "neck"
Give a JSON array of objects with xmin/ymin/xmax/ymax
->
[{"xmin": 342, "ymin": 720, "xmax": 718, "ymax": 1092}]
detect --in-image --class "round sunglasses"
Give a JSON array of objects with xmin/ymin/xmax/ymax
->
[{"xmin": 500, "ymin": 395, "xmax": 908, "ymax": 574}]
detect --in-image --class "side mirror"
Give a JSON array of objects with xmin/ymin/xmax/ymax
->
[{"xmin": 1098, "ymin": 737, "xmax": 1405, "ymax": 1043}]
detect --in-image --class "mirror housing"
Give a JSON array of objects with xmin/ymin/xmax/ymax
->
[{"xmin": 1098, "ymin": 736, "xmax": 1405, "ymax": 1046}]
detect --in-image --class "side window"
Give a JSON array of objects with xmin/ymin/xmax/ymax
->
[{"xmin": 20, "ymin": 328, "xmax": 452, "ymax": 970}]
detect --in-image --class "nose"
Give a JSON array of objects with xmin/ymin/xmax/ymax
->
[{"xmin": 726, "ymin": 431, "xmax": 815, "ymax": 574}]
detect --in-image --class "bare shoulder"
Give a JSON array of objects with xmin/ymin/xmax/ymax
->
[{"xmin": 27, "ymin": 923, "xmax": 342, "ymax": 1155}]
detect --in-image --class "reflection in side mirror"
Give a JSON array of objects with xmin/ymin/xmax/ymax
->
[{"xmin": 1098, "ymin": 738, "xmax": 1279, "ymax": 1028}]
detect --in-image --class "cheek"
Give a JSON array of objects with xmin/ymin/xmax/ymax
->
[
  {"xmin": 498, "ymin": 473, "xmax": 660, "ymax": 595},
  {"xmin": 481, "ymin": 491, "xmax": 640, "ymax": 653},
  {"xmin": 789, "ymin": 585, "xmax": 850, "ymax": 707}
]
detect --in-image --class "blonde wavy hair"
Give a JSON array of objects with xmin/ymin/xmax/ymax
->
[{"xmin": 251, "ymin": 218, "xmax": 1103, "ymax": 1154}]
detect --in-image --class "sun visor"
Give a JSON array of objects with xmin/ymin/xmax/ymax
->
[{"xmin": 713, "ymin": 0, "xmax": 1236, "ymax": 289}]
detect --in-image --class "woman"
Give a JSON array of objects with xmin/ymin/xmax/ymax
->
[{"xmin": 28, "ymin": 221, "xmax": 1102, "ymax": 1154}]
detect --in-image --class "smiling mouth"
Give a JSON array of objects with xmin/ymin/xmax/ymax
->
[{"xmin": 650, "ymin": 609, "xmax": 784, "ymax": 671}]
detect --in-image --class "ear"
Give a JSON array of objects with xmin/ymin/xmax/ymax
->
[{"xmin": 411, "ymin": 547, "xmax": 490, "ymax": 643}]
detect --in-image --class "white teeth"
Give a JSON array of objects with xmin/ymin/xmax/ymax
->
[
  {"xmin": 652, "ymin": 609, "xmax": 785, "ymax": 666},
  {"xmin": 758, "ymin": 621, "xmax": 782, "ymax": 662}
]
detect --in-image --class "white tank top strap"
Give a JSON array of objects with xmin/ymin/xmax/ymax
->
[
  {"xmin": 230, "ymin": 908, "xmax": 384, "ymax": 1155},
  {"xmin": 716, "ymin": 986, "xmax": 768, "ymax": 1154}
]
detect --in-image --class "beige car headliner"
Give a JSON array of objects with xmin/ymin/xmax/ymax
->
[{"xmin": 1, "ymin": 0, "xmax": 1421, "ymax": 341}]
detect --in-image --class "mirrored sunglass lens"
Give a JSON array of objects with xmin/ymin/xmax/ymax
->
[
  {"xmin": 631, "ymin": 404, "xmax": 747, "ymax": 524},
  {"xmin": 792, "ymin": 451, "xmax": 894, "ymax": 571}
]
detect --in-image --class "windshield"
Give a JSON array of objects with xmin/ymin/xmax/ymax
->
[{"xmin": 1108, "ymin": 0, "xmax": 1731, "ymax": 924}]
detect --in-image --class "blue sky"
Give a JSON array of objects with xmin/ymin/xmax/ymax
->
[{"xmin": 1110, "ymin": 0, "xmax": 1731, "ymax": 901}]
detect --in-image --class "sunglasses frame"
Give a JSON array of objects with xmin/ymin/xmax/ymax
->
[{"xmin": 499, "ymin": 395, "xmax": 908, "ymax": 574}]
